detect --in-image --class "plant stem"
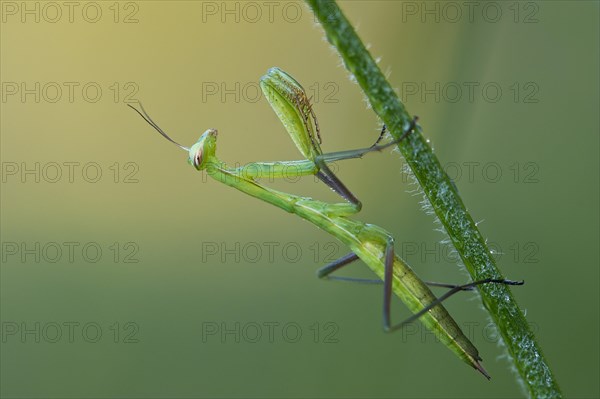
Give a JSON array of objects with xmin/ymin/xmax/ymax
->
[{"xmin": 305, "ymin": 1, "xmax": 561, "ymax": 397}]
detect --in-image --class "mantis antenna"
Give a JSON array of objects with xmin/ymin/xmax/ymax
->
[{"xmin": 127, "ymin": 102, "xmax": 190, "ymax": 151}]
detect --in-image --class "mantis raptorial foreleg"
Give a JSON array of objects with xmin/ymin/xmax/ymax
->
[
  {"xmin": 224, "ymin": 125, "xmax": 413, "ymax": 214},
  {"xmin": 312, "ymin": 118, "xmax": 419, "ymax": 208}
]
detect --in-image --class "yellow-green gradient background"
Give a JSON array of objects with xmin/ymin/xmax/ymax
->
[{"xmin": 1, "ymin": 1, "xmax": 598, "ymax": 398}]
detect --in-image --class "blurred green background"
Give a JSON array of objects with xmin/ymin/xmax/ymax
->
[{"xmin": 1, "ymin": 1, "xmax": 598, "ymax": 398}]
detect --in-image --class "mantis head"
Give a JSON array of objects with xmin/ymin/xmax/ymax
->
[{"xmin": 188, "ymin": 129, "xmax": 218, "ymax": 171}]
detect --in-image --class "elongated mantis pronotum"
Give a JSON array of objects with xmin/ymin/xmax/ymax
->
[{"xmin": 129, "ymin": 67, "xmax": 522, "ymax": 379}]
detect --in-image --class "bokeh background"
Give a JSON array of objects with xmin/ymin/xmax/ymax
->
[{"xmin": 1, "ymin": 1, "xmax": 598, "ymax": 398}]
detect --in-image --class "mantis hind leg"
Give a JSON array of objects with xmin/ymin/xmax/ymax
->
[
  {"xmin": 316, "ymin": 245, "xmax": 524, "ymax": 332},
  {"xmin": 316, "ymin": 253, "xmax": 381, "ymax": 284},
  {"xmin": 382, "ymin": 239, "xmax": 524, "ymax": 332},
  {"xmin": 317, "ymin": 251, "xmax": 485, "ymax": 289}
]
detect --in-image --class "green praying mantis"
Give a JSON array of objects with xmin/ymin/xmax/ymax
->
[{"xmin": 129, "ymin": 67, "xmax": 522, "ymax": 379}]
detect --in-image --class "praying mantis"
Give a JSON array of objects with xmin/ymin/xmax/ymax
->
[{"xmin": 129, "ymin": 67, "xmax": 522, "ymax": 379}]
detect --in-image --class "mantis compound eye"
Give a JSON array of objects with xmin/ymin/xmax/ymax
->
[
  {"xmin": 193, "ymin": 147, "xmax": 203, "ymax": 169},
  {"xmin": 187, "ymin": 130, "xmax": 216, "ymax": 170}
]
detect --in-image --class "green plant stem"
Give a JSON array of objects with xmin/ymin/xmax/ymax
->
[{"xmin": 305, "ymin": 1, "xmax": 561, "ymax": 397}]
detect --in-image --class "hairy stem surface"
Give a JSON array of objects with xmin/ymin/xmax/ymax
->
[{"xmin": 305, "ymin": 1, "xmax": 561, "ymax": 397}]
